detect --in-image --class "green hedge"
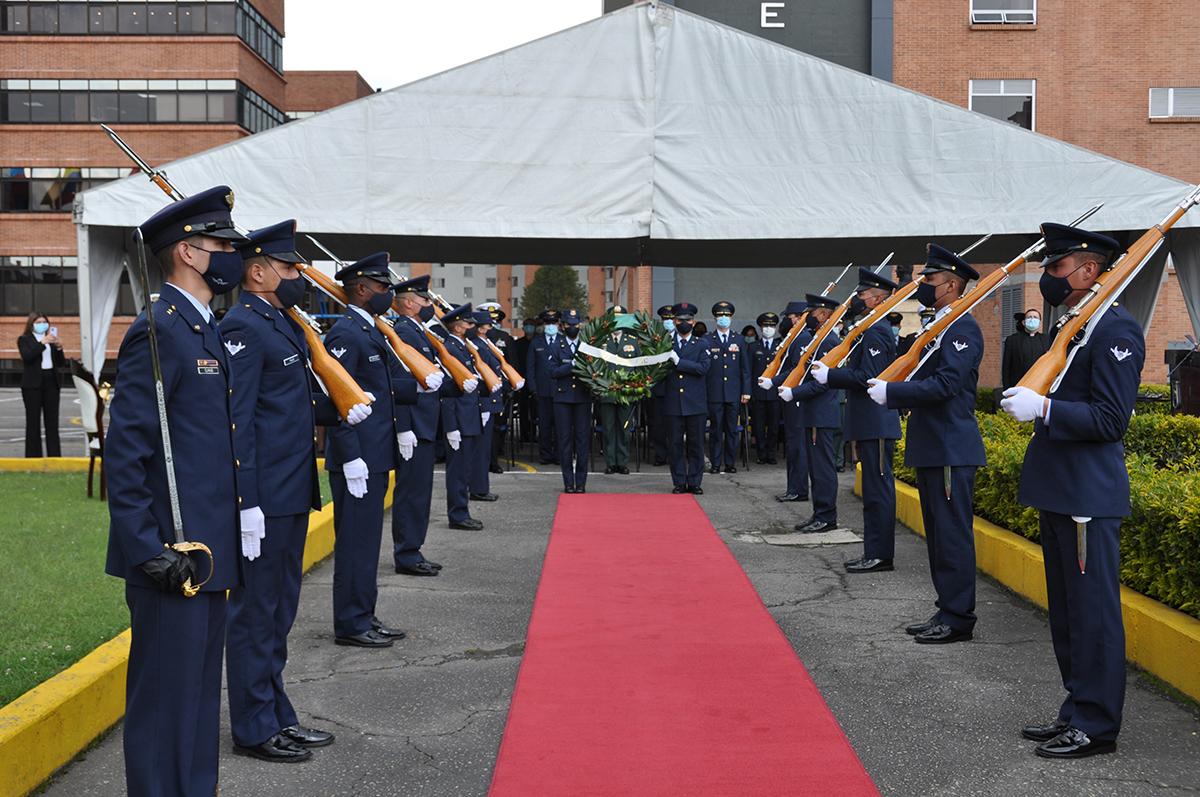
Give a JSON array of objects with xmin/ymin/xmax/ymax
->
[{"xmin": 893, "ymin": 410, "xmax": 1200, "ymax": 619}]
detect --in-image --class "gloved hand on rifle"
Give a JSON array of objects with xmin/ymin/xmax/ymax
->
[
  {"xmin": 344, "ymin": 457, "xmax": 369, "ymax": 498},
  {"xmin": 397, "ymin": 430, "xmax": 417, "ymax": 461},
  {"xmin": 866, "ymin": 378, "xmax": 888, "ymax": 406},
  {"xmin": 421, "ymin": 372, "xmax": 445, "ymax": 392},
  {"xmin": 490, "ymin": 382, "xmax": 502, "ymax": 394},
  {"xmin": 1001, "ymin": 386, "xmax": 1048, "ymax": 422},
  {"xmin": 345, "ymin": 392, "xmax": 374, "ymax": 425},
  {"xmin": 757, "ymin": 376, "xmax": 773, "ymax": 390},
  {"xmin": 778, "ymin": 386, "xmax": 794, "ymax": 403},
  {"xmin": 810, "ymin": 360, "xmax": 830, "ymax": 385},
  {"xmin": 139, "ymin": 547, "xmax": 198, "ymax": 594},
  {"xmin": 462, "ymin": 377, "xmax": 479, "ymax": 394},
  {"xmin": 447, "ymin": 430, "xmax": 462, "ymax": 451},
  {"xmin": 239, "ymin": 506, "xmax": 265, "ymax": 560}
]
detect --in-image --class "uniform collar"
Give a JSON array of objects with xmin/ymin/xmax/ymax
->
[
  {"xmin": 245, "ymin": 291, "xmax": 279, "ymax": 317},
  {"xmin": 165, "ymin": 282, "xmax": 212, "ymax": 323},
  {"xmin": 348, "ymin": 304, "xmax": 375, "ymax": 325},
  {"xmin": 935, "ymin": 305, "xmax": 953, "ymax": 322}
]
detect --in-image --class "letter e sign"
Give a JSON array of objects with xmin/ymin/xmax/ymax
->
[{"xmin": 761, "ymin": 2, "xmax": 785, "ymax": 28}]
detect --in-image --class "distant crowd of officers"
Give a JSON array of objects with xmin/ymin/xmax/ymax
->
[{"xmin": 102, "ymin": 187, "xmax": 1145, "ymax": 796}]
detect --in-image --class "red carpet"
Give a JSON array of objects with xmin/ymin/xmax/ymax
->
[{"xmin": 488, "ymin": 494, "xmax": 879, "ymax": 797}]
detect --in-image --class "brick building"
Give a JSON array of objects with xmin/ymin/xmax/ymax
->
[{"xmin": 0, "ymin": 0, "xmax": 372, "ymax": 383}]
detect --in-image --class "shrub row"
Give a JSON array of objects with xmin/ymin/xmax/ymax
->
[{"xmin": 893, "ymin": 407, "xmax": 1200, "ymax": 619}]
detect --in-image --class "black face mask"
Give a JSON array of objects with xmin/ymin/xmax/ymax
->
[
  {"xmin": 186, "ymin": 244, "xmax": 243, "ymax": 296},
  {"xmin": 465, "ymin": 326, "xmax": 479, "ymax": 340},
  {"xmin": 366, "ymin": 288, "xmax": 394, "ymax": 316},
  {"xmin": 914, "ymin": 281, "xmax": 941, "ymax": 308},
  {"xmin": 417, "ymin": 304, "xmax": 436, "ymax": 322},
  {"xmin": 1039, "ymin": 265, "xmax": 1084, "ymax": 307},
  {"xmin": 564, "ymin": 325, "xmax": 580, "ymax": 339},
  {"xmin": 778, "ymin": 317, "xmax": 793, "ymax": 337},
  {"xmin": 272, "ymin": 274, "xmax": 306, "ymax": 308},
  {"xmin": 804, "ymin": 314, "xmax": 820, "ymax": 331},
  {"xmin": 848, "ymin": 296, "xmax": 868, "ymax": 319},
  {"xmin": 674, "ymin": 321, "xmax": 693, "ymax": 336}
]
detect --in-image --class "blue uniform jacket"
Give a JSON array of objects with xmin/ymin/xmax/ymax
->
[
  {"xmin": 1018, "ymin": 303, "xmax": 1144, "ymax": 517},
  {"xmin": 749, "ymin": 337, "xmax": 784, "ymax": 401},
  {"xmin": 549, "ymin": 336, "xmax": 592, "ymax": 403},
  {"xmin": 474, "ymin": 336, "xmax": 505, "ymax": 412},
  {"xmin": 794, "ymin": 329, "xmax": 842, "ymax": 428},
  {"xmin": 441, "ymin": 335, "xmax": 483, "ymax": 436},
  {"xmin": 105, "ymin": 284, "xmax": 240, "ymax": 592},
  {"xmin": 664, "ymin": 334, "xmax": 712, "ymax": 416},
  {"xmin": 323, "ymin": 311, "xmax": 418, "ymax": 473},
  {"xmin": 220, "ymin": 295, "xmax": 338, "ymax": 516},
  {"xmin": 886, "ymin": 313, "xmax": 986, "ymax": 467},
  {"xmin": 391, "ymin": 314, "xmax": 444, "ymax": 442},
  {"xmin": 527, "ymin": 334, "xmax": 560, "ymax": 397},
  {"xmin": 703, "ymin": 330, "xmax": 751, "ymax": 402},
  {"xmin": 826, "ymin": 318, "xmax": 902, "ymax": 441}
]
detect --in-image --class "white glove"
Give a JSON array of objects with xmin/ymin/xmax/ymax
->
[
  {"xmin": 424, "ymin": 371, "xmax": 444, "ymax": 391},
  {"xmin": 514, "ymin": 380, "xmax": 526, "ymax": 390},
  {"xmin": 867, "ymin": 378, "xmax": 888, "ymax": 406},
  {"xmin": 343, "ymin": 457, "xmax": 369, "ymax": 499},
  {"xmin": 757, "ymin": 376, "xmax": 773, "ymax": 390},
  {"xmin": 463, "ymin": 377, "xmax": 479, "ymax": 394},
  {"xmin": 239, "ymin": 506, "xmax": 265, "ymax": 561},
  {"xmin": 668, "ymin": 350, "xmax": 680, "ymax": 365},
  {"xmin": 346, "ymin": 401, "xmax": 372, "ymax": 425},
  {"xmin": 397, "ymin": 430, "xmax": 417, "ymax": 461},
  {"xmin": 778, "ymin": 386, "xmax": 794, "ymax": 403},
  {"xmin": 1001, "ymin": 386, "xmax": 1047, "ymax": 422},
  {"xmin": 447, "ymin": 430, "xmax": 462, "ymax": 450},
  {"xmin": 810, "ymin": 360, "xmax": 829, "ymax": 385},
  {"xmin": 481, "ymin": 411, "xmax": 491, "ymax": 426},
  {"xmin": 490, "ymin": 382, "xmax": 502, "ymax": 394}
]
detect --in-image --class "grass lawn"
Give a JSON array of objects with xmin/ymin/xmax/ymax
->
[{"xmin": 0, "ymin": 470, "xmax": 332, "ymax": 708}]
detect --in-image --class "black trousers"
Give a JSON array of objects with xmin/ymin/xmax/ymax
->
[
  {"xmin": 915, "ymin": 466, "xmax": 977, "ymax": 632},
  {"xmin": 857, "ymin": 439, "xmax": 896, "ymax": 559},
  {"xmin": 752, "ymin": 398, "xmax": 780, "ymax": 461},
  {"xmin": 707, "ymin": 401, "xmax": 740, "ymax": 468},
  {"xmin": 537, "ymin": 395, "xmax": 558, "ymax": 461},
  {"xmin": 666, "ymin": 413, "xmax": 705, "ymax": 488},
  {"xmin": 783, "ymin": 401, "xmax": 808, "ymax": 496},
  {"xmin": 23, "ymin": 373, "xmax": 61, "ymax": 457}
]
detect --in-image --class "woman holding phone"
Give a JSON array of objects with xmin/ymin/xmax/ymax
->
[{"xmin": 18, "ymin": 311, "xmax": 66, "ymax": 458}]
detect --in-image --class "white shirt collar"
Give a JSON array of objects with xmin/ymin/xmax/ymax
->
[
  {"xmin": 165, "ymin": 282, "xmax": 213, "ymax": 324},
  {"xmin": 349, "ymin": 304, "xmax": 375, "ymax": 325},
  {"xmin": 934, "ymin": 305, "xmax": 953, "ymax": 321}
]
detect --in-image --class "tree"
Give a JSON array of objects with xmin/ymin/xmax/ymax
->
[{"xmin": 516, "ymin": 265, "xmax": 590, "ymax": 320}]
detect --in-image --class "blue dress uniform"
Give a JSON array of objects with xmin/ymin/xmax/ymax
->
[
  {"xmin": 390, "ymin": 276, "xmax": 447, "ymax": 571},
  {"xmin": 526, "ymin": 310, "xmax": 561, "ymax": 464},
  {"xmin": 1013, "ymin": 225, "xmax": 1143, "ymax": 751},
  {"xmin": 549, "ymin": 309, "xmax": 592, "ymax": 492},
  {"xmin": 749, "ymin": 313, "xmax": 781, "ymax": 464},
  {"xmin": 598, "ymin": 307, "xmax": 640, "ymax": 473},
  {"xmin": 825, "ymin": 268, "xmax": 903, "ymax": 569},
  {"xmin": 105, "ymin": 187, "xmax": 247, "ymax": 797},
  {"xmin": 650, "ymin": 305, "xmax": 675, "ymax": 465},
  {"xmin": 439, "ymin": 304, "xmax": 485, "ymax": 527},
  {"xmin": 792, "ymin": 294, "xmax": 843, "ymax": 530},
  {"xmin": 664, "ymin": 303, "xmax": 713, "ymax": 492},
  {"xmin": 324, "ymin": 255, "xmax": 418, "ymax": 642},
  {"xmin": 704, "ymin": 302, "xmax": 751, "ymax": 472},
  {"xmin": 770, "ymin": 302, "xmax": 811, "ymax": 500},
  {"xmin": 470, "ymin": 310, "xmax": 504, "ymax": 496},
  {"xmin": 883, "ymin": 247, "xmax": 986, "ymax": 641}
]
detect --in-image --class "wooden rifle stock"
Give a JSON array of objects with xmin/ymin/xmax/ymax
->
[
  {"xmin": 818, "ymin": 278, "xmax": 924, "ymax": 369},
  {"xmin": 762, "ymin": 314, "xmax": 806, "ymax": 380},
  {"xmin": 781, "ymin": 303, "xmax": 850, "ymax": 389},
  {"xmin": 426, "ymin": 293, "xmax": 503, "ymax": 392},
  {"xmin": 285, "ymin": 308, "xmax": 371, "ymax": 419},
  {"xmin": 483, "ymin": 336, "xmax": 524, "ymax": 387}
]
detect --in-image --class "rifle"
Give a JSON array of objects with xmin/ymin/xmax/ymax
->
[
  {"xmin": 1019, "ymin": 184, "xmax": 1200, "ymax": 394},
  {"xmin": 99, "ymin": 124, "xmax": 372, "ymax": 421},
  {"xmin": 425, "ymin": 291, "xmax": 504, "ymax": 393},
  {"xmin": 761, "ymin": 261, "xmax": 855, "ymax": 381},
  {"xmin": 879, "ymin": 206, "xmax": 1103, "ymax": 383}
]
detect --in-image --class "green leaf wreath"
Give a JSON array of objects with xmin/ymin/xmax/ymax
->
[{"xmin": 572, "ymin": 309, "xmax": 673, "ymax": 405}]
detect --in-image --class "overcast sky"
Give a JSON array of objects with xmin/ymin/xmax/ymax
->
[{"xmin": 282, "ymin": 0, "xmax": 603, "ymax": 92}]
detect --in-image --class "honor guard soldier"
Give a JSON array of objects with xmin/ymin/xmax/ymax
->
[
  {"xmin": 598, "ymin": 306, "xmax": 641, "ymax": 474},
  {"xmin": 785, "ymin": 294, "xmax": 843, "ymax": 533},
  {"xmin": 549, "ymin": 309, "xmax": 592, "ymax": 492},
  {"xmin": 749, "ymin": 312, "xmax": 781, "ymax": 464},
  {"xmin": 868, "ymin": 247, "xmax": 985, "ymax": 642},
  {"xmin": 650, "ymin": 305, "xmax": 676, "ymax": 466},
  {"xmin": 762, "ymin": 301, "xmax": 810, "ymax": 502},
  {"xmin": 323, "ymin": 253, "xmax": 417, "ymax": 647},
  {"xmin": 527, "ymin": 310, "xmax": 561, "ymax": 464},
  {"xmin": 811, "ymin": 268, "xmax": 902, "ymax": 572},
  {"xmin": 664, "ymin": 303, "xmax": 712, "ymax": 493},
  {"xmin": 479, "ymin": 303, "xmax": 514, "ymax": 473},
  {"xmin": 469, "ymin": 309, "xmax": 503, "ymax": 501},
  {"xmin": 1001, "ymin": 224, "xmax": 1142, "ymax": 759},
  {"xmin": 439, "ymin": 303, "xmax": 486, "ymax": 528},
  {"xmin": 105, "ymin": 186, "xmax": 248, "ymax": 797},
  {"xmin": 223, "ymin": 221, "xmax": 362, "ymax": 761},
  {"xmin": 389, "ymin": 275, "xmax": 447, "ymax": 576},
  {"xmin": 704, "ymin": 301, "xmax": 751, "ymax": 473}
]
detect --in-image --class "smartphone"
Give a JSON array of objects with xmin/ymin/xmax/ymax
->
[{"xmin": 49, "ymin": 326, "xmax": 58, "ymax": 338}]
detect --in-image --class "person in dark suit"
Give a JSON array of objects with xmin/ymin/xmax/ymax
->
[
  {"xmin": 785, "ymin": 294, "xmax": 842, "ymax": 533},
  {"xmin": 869, "ymin": 246, "xmax": 985, "ymax": 644},
  {"xmin": 549, "ymin": 308, "xmax": 591, "ymax": 492},
  {"xmin": 811, "ymin": 268, "xmax": 902, "ymax": 573},
  {"xmin": 664, "ymin": 302, "xmax": 712, "ymax": 494},
  {"xmin": 478, "ymin": 304, "xmax": 514, "ymax": 473},
  {"xmin": 762, "ymin": 301, "xmax": 810, "ymax": 503},
  {"xmin": 469, "ymin": 309, "xmax": 504, "ymax": 501},
  {"xmin": 598, "ymin": 305, "xmax": 640, "ymax": 474},
  {"xmin": 748, "ymin": 312, "xmax": 781, "ymax": 465},
  {"xmin": 105, "ymin": 186, "xmax": 248, "ymax": 797},
  {"xmin": 513, "ymin": 317, "xmax": 536, "ymax": 443},
  {"xmin": 438, "ymin": 304, "xmax": 485, "ymax": 529},
  {"xmin": 650, "ymin": 305, "xmax": 675, "ymax": 466},
  {"xmin": 1002, "ymin": 224, "xmax": 1143, "ymax": 760},
  {"xmin": 323, "ymin": 253, "xmax": 418, "ymax": 648},
  {"xmin": 222, "ymin": 220, "xmax": 369, "ymax": 762},
  {"xmin": 526, "ymin": 310, "xmax": 561, "ymax": 464},
  {"xmin": 1002, "ymin": 307, "xmax": 1049, "ymax": 389},
  {"xmin": 704, "ymin": 301, "xmax": 751, "ymax": 473},
  {"xmin": 18, "ymin": 311, "xmax": 66, "ymax": 458}
]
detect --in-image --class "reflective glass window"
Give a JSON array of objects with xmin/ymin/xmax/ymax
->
[
  {"xmin": 5, "ymin": 91, "xmax": 30, "ymax": 122},
  {"xmin": 177, "ymin": 4, "xmax": 203, "ymax": 32},
  {"xmin": 29, "ymin": 91, "xmax": 58, "ymax": 122},
  {"xmin": 148, "ymin": 91, "xmax": 176, "ymax": 122},
  {"xmin": 178, "ymin": 92, "xmax": 206, "ymax": 122},
  {"xmin": 60, "ymin": 91, "xmax": 89, "ymax": 122},
  {"xmin": 29, "ymin": 4, "xmax": 58, "ymax": 33},
  {"xmin": 5, "ymin": 5, "xmax": 29, "ymax": 32},
  {"xmin": 119, "ymin": 91, "xmax": 148, "ymax": 122},
  {"xmin": 117, "ymin": 3, "xmax": 145, "ymax": 34},
  {"xmin": 90, "ymin": 91, "xmax": 118, "ymax": 122},
  {"xmin": 89, "ymin": 4, "xmax": 116, "ymax": 33},
  {"xmin": 207, "ymin": 3, "xmax": 233, "ymax": 33},
  {"xmin": 147, "ymin": 3, "xmax": 174, "ymax": 33},
  {"xmin": 59, "ymin": 4, "xmax": 87, "ymax": 33}
]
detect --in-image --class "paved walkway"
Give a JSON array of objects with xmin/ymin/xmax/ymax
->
[
  {"xmin": 35, "ymin": 456, "xmax": 1200, "ymax": 796},
  {"xmin": 0, "ymin": 387, "xmax": 94, "ymax": 459}
]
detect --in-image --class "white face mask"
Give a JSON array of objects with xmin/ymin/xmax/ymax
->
[{"xmin": 761, "ymin": 326, "xmax": 776, "ymax": 339}]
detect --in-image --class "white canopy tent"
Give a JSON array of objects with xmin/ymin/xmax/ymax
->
[{"xmin": 74, "ymin": 1, "xmax": 1200, "ymax": 372}]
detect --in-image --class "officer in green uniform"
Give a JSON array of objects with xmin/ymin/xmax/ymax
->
[{"xmin": 598, "ymin": 305, "xmax": 641, "ymax": 474}]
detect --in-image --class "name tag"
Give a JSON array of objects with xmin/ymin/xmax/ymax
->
[
  {"xmin": 369, "ymin": 354, "xmax": 381, "ymax": 362},
  {"xmin": 283, "ymin": 354, "xmax": 299, "ymax": 366},
  {"xmin": 197, "ymin": 359, "xmax": 220, "ymax": 375}
]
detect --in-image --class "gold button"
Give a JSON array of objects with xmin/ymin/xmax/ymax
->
[
  {"xmin": 231, "ymin": 423, "xmax": 236, "ymax": 430},
  {"xmin": 238, "ymin": 497, "xmax": 242, "ymax": 504},
  {"xmin": 194, "ymin": 325, "xmax": 200, "ymax": 331}
]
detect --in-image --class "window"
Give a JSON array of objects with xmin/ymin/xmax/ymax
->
[
  {"xmin": 1000, "ymin": 284, "xmax": 1024, "ymax": 338},
  {"xmin": 1149, "ymin": 88, "xmax": 1200, "ymax": 119},
  {"xmin": 463, "ymin": 266, "xmax": 473, "ymax": 277},
  {"xmin": 463, "ymin": 287, "xmax": 474, "ymax": 298},
  {"xmin": 434, "ymin": 278, "xmax": 445, "ymax": 288},
  {"xmin": 2, "ymin": 167, "xmax": 131, "ymax": 212},
  {"xmin": 0, "ymin": 256, "xmax": 78, "ymax": 315},
  {"xmin": 485, "ymin": 277, "xmax": 496, "ymax": 288},
  {"xmin": 969, "ymin": 79, "xmax": 1035, "ymax": 130},
  {"xmin": 511, "ymin": 276, "xmax": 519, "ymax": 287},
  {"xmin": 971, "ymin": 0, "xmax": 1035, "ymax": 24}
]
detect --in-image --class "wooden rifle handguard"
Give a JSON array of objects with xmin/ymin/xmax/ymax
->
[
  {"xmin": 762, "ymin": 315, "xmax": 805, "ymax": 380},
  {"xmin": 817, "ymin": 278, "xmax": 923, "ymax": 369},
  {"xmin": 781, "ymin": 303, "xmax": 849, "ymax": 389},
  {"xmin": 285, "ymin": 307, "xmax": 371, "ymax": 420}
]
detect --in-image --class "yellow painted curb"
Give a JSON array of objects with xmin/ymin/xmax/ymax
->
[
  {"xmin": 856, "ymin": 474, "xmax": 1200, "ymax": 704},
  {"xmin": 0, "ymin": 457, "xmax": 95, "ymax": 473},
  {"xmin": 0, "ymin": 470, "xmax": 395, "ymax": 797}
]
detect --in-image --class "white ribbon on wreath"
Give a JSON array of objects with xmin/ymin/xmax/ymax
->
[{"xmin": 576, "ymin": 341, "xmax": 675, "ymax": 368}]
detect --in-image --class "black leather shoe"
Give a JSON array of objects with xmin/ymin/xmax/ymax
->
[
  {"xmin": 423, "ymin": 559, "xmax": 443, "ymax": 570},
  {"xmin": 280, "ymin": 724, "xmax": 334, "ymax": 748},
  {"xmin": 724, "ymin": 466, "xmax": 737, "ymax": 474},
  {"xmin": 836, "ymin": 465, "xmax": 846, "ymax": 473},
  {"xmin": 617, "ymin": 466, "xmax": 629, "ymax": 474},
  {"xmin": 449, "ymin": 518, "xmax": 484, "ymax": 530},
  {"xmin": 604, "ymin": 466, "xmax": 616, "ymax": 474},
  {"xmin": 576, "ymin": 486, "xmax": 587, "ymax": 494},
  {"xmin": 1022, "ymin": 719, "xmax": 1071, "ymax": 742},
  {"xmin": 469, "ymin": 492, "xmax": 499, "ymax": 502},
  {"xmin": 653, "ymin": 459, "xmax": 668, "ymax": 467},
  {"xmin": 767, "ymin": 459, "xmax": 778, "ymax": 465},
  {"xmin": 564, "ymin": 485, "xmax": 577, "ymax": 494},
  {"xmin": 689, "ymin": 486, "xmax": 704, "ymax": 495},
  {"xmin": 757, "ymin": 458, "xmax": 768, "ymax": 465},
  {"xmin": 775, "ymin": 493, "xmax": 809, "ymax": 502},
  {"xmin": 234, "ymin": 732, "xmax": 312, "ymax": 763},
  {"xmin": 709, "ymin": 466, "xmax": 721, "ymax": 474},
  {"xmin": 489, "ymin": 464, "xmax": 504, "ymax": 474},
  {"xmin": 914, "ymin": 622, "xmax": 972, "ymax": 644},
  {"xmin": 672, "ymin": 485, "xmax": 688, "ymax": 494},
  {"xmin": 843, "ymin": 555, "xmax": 865, "ymax": 567},
  {"xmin": 395, "ymin": 561, "xmax": 439, "ymax": 577},
  {"xmin": 334, "ymin": 629, "xmax": 394, "ymax": 648},
  {"xmin": 905, "ymin": 616, "xmax": 939, "ymax": 636},
  {"xmin": 1035, "ymin": 727, "xmax": 1116, "ymax": 759},
  {"xmin": 845, "ymin": 557, "xmax": 893, "ymax": 573},
  {"xmin": 370, "ymin": 616, "xmax": 407, "ymax": 638},
  {"xmin": 540, "ymin": 458, "xmax": 558, "ymax": 464},
  {"xmin": 796, "ymin": 519, "xmax": 836, "ymax": 533}
]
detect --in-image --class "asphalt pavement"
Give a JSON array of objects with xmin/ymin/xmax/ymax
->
[
  {"xmin": 0, "ymin": 387, "xmax": 94, "ymax": 459},
  {"xmin": 29, "ymin": 441, "xmax": 1200, "ymax": 796}
]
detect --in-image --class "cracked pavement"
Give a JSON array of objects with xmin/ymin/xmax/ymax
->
[{"xmin": 38, "ymin": 456, "xmax": 1200, "ymax": 796}]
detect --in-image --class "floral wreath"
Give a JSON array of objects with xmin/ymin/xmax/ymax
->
[{"xmin": 572, "ymin": 309, "xmax": 674, "ymax": 405}]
